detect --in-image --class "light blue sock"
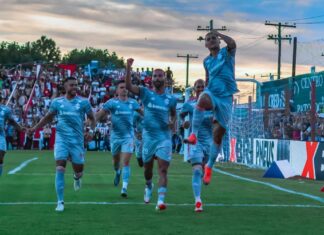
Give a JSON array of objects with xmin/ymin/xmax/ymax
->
[
  {"xmin": 122, "ymin": 165, "xmax": 130, "ymax": 188},
  {"xmin": 192, "ymin": 167, "xmax": 202, "ymax": 200},
  {"xmin": 55, "ymin": 168, "xmax": 65, "ymax": 202},
  {"xmin": 207, "ymin": 143, "xmax": 221, "ymax": 168},
  {"xmin": 192, "ymin": 107, "xmax": 205, "ymax": 135},
  {"xmin": 0, "ymin": 164, "xmax": 3, "ymax": 176},
  {"xmin": 158, "ymin": 187, "xmax": 167, "ymax": 203}
]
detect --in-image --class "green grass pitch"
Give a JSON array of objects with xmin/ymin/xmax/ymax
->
[{"xmin": 0, "ymin": 150, "xmax": 323, "ymax": 235}]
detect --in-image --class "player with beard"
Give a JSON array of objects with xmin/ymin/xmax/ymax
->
[
  {"xmin": 125, "ymin": 58, "xmax": 177, "ymax": 211},
  {"xmin": 28, "ymin": 77, "xmax": 96, "ymax": 212},
  {"xmin": 184, "ymin": 30, "xmax": 238, "ymax": 185}
]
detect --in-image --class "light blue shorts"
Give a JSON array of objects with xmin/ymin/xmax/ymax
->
[
  {"xmin": 135, "ymin": 138, "xmax": 142, "ymax": 159},
  {"xmin": 188, "ymin": 142, "xmax": 210, "ymax": 165},
  {"xmin": 110, "ymin": 138, "xmax": 134, "ymax": 156},
  {"xmin": 54, "ymin": 141, "xmax": 85, "ymax": 164},
  {"xmin": 0, "ymin": 135, "xmax": 6, "ymax": 152},
  {"xmin": 203, "ymin": 90, "xmax": 233, "ymax": 130},
  {"xmin": 142, "ymin": 138, "xmax": 172, "ymax": 163}
]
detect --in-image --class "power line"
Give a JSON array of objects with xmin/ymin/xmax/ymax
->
[
  {"xmin": 285, "ymin": 14, "xmax": 324, "ymax": 22},
  {"xmin": 238, "ymin": 36, "xmax": 268, "ymax": 50},
  {"xmin": 295, "ymin": 21, "xmax": 324, "ymax": 25},
  {"xmin": 228, "ymin": 28, "xmax": 265, "ymax": 37}
]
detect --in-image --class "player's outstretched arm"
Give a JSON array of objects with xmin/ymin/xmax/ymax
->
[
  {"xmin": 28, "ymin": 112, "xmax": 56, "ymax": 135},
  {"xmin": 85, "ymin": 111, "xmax": 96, "ymax": 141},
  {"xmin": 8, "ymin": 118, "xmax": 26, "ymax": 132},
  {"xmin": 135, "ymin": 108, "xmax": 144, "ymax": 117},
  {"xmin": 125, "ymin": 58, "xmax": 140, "ymax": 95},
  {"xmin": 95, "ymin": 109, "xmax": 108, "ymax": 123},
  {"xmin": 87, "ymin": 111, "xmax": 96, "ymax": 131}
]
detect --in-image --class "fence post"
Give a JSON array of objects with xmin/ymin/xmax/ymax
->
[
  {"xmin": 285, "ymin": 88, "xmax": 291, "ymax": 117},
  {"xmin": 264, "ymin": 93, "xmax": 269, "ymax": 130},
  {"xmin": 310, "ymin": 81, "xmax": 316, "ymax": 141}
]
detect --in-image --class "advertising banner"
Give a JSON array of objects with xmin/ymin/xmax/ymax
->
[
  {"xmin": 290, "ymin": 141, "xmax": 324, "ymax": 180},
  {"xmin": 253, "ymin": 139, "xmax": 278, "ymax": 168}
]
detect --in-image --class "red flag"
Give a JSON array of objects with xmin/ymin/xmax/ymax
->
[{"xmin": 58, "ymin": 64, "xmax": 77, "ymax": 76}]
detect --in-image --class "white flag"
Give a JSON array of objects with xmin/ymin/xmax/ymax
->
[{"xmin": 36, "ymin": 64, "xmax": 41, "ymax": 79}]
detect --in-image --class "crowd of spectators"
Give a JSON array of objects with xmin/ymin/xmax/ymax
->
[
  {"xmin": 1, "ymin": 64, "xmax": 323, "ymax": 152},
  {"xmin": 0, "ymin": 64, "xmax": 175, "ymax": 150},
  {"xmin": 267, "ymin": 111, "xmax": 324, "ymax": 142}
]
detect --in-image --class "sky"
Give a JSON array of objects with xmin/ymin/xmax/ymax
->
[{"xmin": 1, "ymin": 0, "xmax": 324, "ymax": 100}]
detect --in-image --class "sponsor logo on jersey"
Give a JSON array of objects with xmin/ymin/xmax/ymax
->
[{"xmin": 147, "ymin": 103, "xmax": 168, "ymax": 111}]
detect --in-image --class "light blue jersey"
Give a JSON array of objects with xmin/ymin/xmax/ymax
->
[
  {"xmin": 103, "ymin": 98, "xmax": 139, "ymax": 156},
  {"xmin": 204, "ymin": 47, "xmax": 239, "ymax": 97},
  {"xmin": 139, "ymin": 86, "xmax": 177, "ymax": 162},
  {"xmin": 139, "ymin": 86, "xmax": 177, "ymax": 140},
  {"xmin": 202, "ymin": 47, "xmax": 237, "ymax": 130},
  {"xmin": 103, "ymin": 98, "xmax": 140, "ymax": 140},
  {"xmin": 0, "ymin": 105, "xmax": 12, "ymax": 151},
  {"xmin": 181, "ymin": 99, "xmax": 213, "ymax": 164},
  {"xmin": 49, "ymin": 96, "xmax": 92, "ymax": 164},
  {"xmin": 49, "ymin": 96, "xmax": 92, "ymax": 145},
  {"xmin": 181, "ymin": 99, "xmax": 213, "ymax": 146},
  {"xmin": 0, "ymin": 104, "xmax": 12, "ymax": 137}
]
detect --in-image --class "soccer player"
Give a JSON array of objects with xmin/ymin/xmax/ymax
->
[
  {"xmin": 133, "ymin": 109, "xmax": 144, "ymax": 167},
  {"xmin": 0, "ymin": 95, "xmax": 25, "ymax": 176},
  {"xmin": 95, "ymin": 80, "xmax": 142, "ymax": 198},
  {"xmin": 27, "ymin": 77, "xmax": 96, "ymax": 212},
  {"xmin": 185, "ymin": 30, "xmax": 238, "ymax": 185},
  {"xmin": 180, "ymin": 79, "xmax": 213, "ymax": 212},
  {"xmin": 125, "ymin": 58, "xmax": 177, "ymax": 211}
]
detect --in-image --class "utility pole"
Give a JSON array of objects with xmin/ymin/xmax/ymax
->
[
  {"xmin": 292, "ymin": 37, "xmax": 297, "ymax": 78},
  {"xmin": 177, "ymin": 54, "xmax": 198, "ymax": 87},
  {"xmin": 197, "ymin": 19, "xmax": 227, "ymax": 41},
  {"xmin": 265, "ymin": 21, "xmax": 296, "ymax": 80}
]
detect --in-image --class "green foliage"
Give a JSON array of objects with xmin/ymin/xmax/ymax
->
[
  {"xmin": 173, "ymin": 83, "xmax": 186, "ymax": 93},
  {"xmin": 31, "ymin": 36, "xmax": 61, "ymax": 63},
  {"xmin": 0, "ymin": 36, "xmax": 61, "ymax": 65},
  {"xmin": 62, "ymin": 47, "xmax": 124, "ymax": 68},
  {"xmin": 0, "ymin": 36, "xmax": 124, "ymax": 69}
]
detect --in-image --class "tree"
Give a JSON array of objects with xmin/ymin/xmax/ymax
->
[
  {"xmin": 0, "ymin": 36, "xmax": 61, "ymax": 65},
  {"xmin": 173, "ymin": 83, "xmax": 186, "ymax": 93},
  {"xmin": 31, "ymin": 35, "xmax": 61, "ymax": 63},
  {"xmin": 0, "ymin": 36, "xmax": 124, "ymax": 68},
  {"xmin": 62, "ymin": 47, "xmax": 124, "ymax": 68}
]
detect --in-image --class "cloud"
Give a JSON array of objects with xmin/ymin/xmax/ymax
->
[{"xmin": 0, "ymin": 0, "xmax": 323, "ymax": 89}]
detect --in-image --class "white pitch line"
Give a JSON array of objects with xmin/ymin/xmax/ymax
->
[
  {"xmin": 0, "ymin": 201, "xmax": 323, "ymax": 208},
  {"xmin": 8, "ymin": 157, "xmax": 38, "ymax": 175},
  {"xmin": 13, "ymin": 173, "xmax": 192, "ymax": 177},
  {"xmin": 214, "ymin": 168, "xmax": 324, "ymax": 204}
]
